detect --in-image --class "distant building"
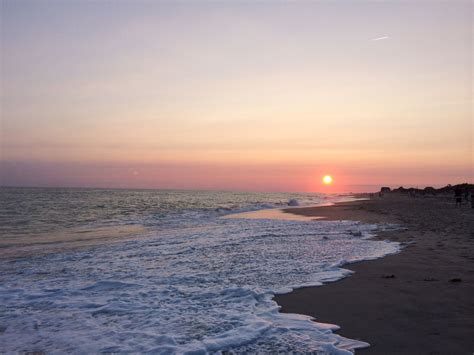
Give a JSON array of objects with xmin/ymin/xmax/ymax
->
[{"xmin": 393, "ymin": 186, "xmax": 408, "ymax": 194}]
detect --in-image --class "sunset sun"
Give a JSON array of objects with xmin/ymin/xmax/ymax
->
[{"xmin": 323, "ymin": 175, "xmax": 333, "ymax": 185}]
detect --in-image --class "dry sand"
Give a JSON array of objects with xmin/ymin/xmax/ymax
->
[{"xmin": 275, "ymin": 194, "xmax": 474, "ymax": 354}]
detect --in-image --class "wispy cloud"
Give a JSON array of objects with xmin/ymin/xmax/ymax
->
[{"xmin": 371, "ymin": 35, "xmax": 389, "ymax": 41}]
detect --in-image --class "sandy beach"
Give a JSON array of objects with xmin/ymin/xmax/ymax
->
[{"xmin": 276, "ymin": 194, "xmax": 474, "ymax": 354}]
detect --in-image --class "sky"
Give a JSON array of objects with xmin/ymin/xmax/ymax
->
[{"xmin": 1, "ymin": 0, "xmax": 472, "ymax": 192}]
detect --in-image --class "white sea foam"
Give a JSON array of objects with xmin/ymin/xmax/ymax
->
[{"xmin": 0, "ymin": 214, "xmax": 400, "ymax": 354}]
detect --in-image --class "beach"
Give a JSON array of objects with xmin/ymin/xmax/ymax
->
[
  {"xmin": 276, "ymin": 194, "xmax": 474, "ymax": 354},
  {"xmin": 2, "ymin": 0, "xmax": 472, "ymax": 352},
  {"xmin": 1, "ymin": 188, "xmax": 472, "ymax": 353}
]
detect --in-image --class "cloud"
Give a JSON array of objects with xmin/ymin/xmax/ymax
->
[{"xmin": 371, "ymin": 35, "xmax": 389, "ymax": 41}]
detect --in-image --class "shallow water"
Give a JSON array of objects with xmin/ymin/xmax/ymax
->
[{"xmin": 0, "ymin": 188, "xmax": 399, "ymax": 353}]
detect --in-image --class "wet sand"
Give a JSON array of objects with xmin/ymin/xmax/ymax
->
[{"xmin": 275, "ymin": 194, "xmax": 474, "ymax": 354}]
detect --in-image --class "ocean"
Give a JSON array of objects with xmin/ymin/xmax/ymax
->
[{"xmin": 0, "ymin": 187, "xmax": 400, "ymax": 353}]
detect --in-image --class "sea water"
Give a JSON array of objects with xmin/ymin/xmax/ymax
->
[{"xmin": 0, "ymin": 187, "xmax": 400, "ymax": 353}]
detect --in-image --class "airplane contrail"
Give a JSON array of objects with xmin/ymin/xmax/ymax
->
[{"xmin": 371, "ymin": 36, "xmax": 389, "ymax": 41}]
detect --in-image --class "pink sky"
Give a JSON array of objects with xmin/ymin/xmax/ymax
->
[{"xmin": 1, "ymin": 1, "xmax": 472, "ymax": 192}]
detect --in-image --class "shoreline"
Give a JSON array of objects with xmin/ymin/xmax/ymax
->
[{"xmin": 275, "ymin": 195, "xmax": 474, "ymax": 354}]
